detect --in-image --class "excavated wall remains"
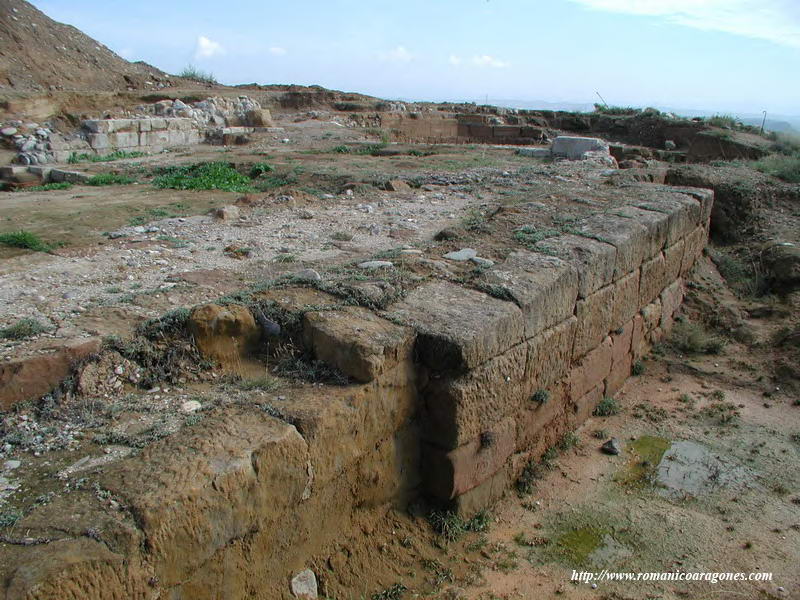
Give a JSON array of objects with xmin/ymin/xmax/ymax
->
[{"xmin": 0, "ymin": 186, "xmax": 712, "ymax": 599}]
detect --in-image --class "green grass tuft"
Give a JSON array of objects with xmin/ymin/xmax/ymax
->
[
  {"xmin": 0, "ymin": 230, "xmax": 56, "ymax": 252},
  {"xmin": 152, "ymin": 162, "xmax": 253, "ymax": 192},
  {"xmin": 593, "ymin": 396, "xmax": 619, "ymax": 417},
  {"xmin": 177, "ymin": 64, "xmax": 217, "ymax": 84},
  {"xmin": 68, "ymin": 150, "xmax": 145, "ymax": 164},
  {"xmin": 0, "ymin": 318, "xmax": 49, "ymax": 340},
  {"xmin": 86, "ymin": 173, "xmax": 136, "ymax": 186},
  {"xmin": 22, "ymin": 182, "xmax": 73, "ymax": 192},
  {"xmin": 753, "ymin": 153, "xmax": 800, "ymax": 183}
]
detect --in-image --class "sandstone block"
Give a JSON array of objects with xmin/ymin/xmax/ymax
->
[
  {"xmin": 681, "ymin": 226, "xmax": 708, "ymax": 275},
  {"xmin": 150, "ymin": 118, "xmax": 168, "ymax": 130},
  {"xmin": 631, "ymin": 314, "xmax": 648, "ymax": 359},
  {"xmin": 303, "ymin": 307, "xmax": 414, "ymax": 383},
  {"xmin": 88, "ymin": 133, "xmax": 110, "ymax": 149},
  {"xmin": 141, "ymin": 130, "xmax": 170, "ymax": 146},
  {"xmin": 481, "ymin": 250, "xmax": 579, "ymax": 339},
  {"xmin": 551, "ymin": 136, "xmax": 609, "ymax": 159},
  {"xmin": 663, "ymin": 239, "xmax": 685, "ymax": 282},
  {"xmin": 139, "ymin": 119, "xmax": 152, "ymax": 132},
  {"xmin": 423, "ymin": 343, "xmax": 529, "ymax": 449},
  {"xmin": 384, "ymin": 281, "xmax": 524, "ymax": 372},
  {"xmin": 571, "ymin": 213, "xmax": 649, "ymax": 280},
  {"xmin": 641, "ymin": 299, "xmax": 662, "ymax": 335},
  {"xmin": 635, "ymin": 191, "xmax": 700, "ymax": 245},
  {"xmin": 573, "ymin": 384, "xmax": 604, "ymax": 424},
  {"xmin": 611, "ymin": 269, "xmax": 640, "ymax": 331},
  {"xmin": 109, "ymin": 131, "xmax": 138, "ymax": 147},
  {"xmin": 639, "ymin": 253, "xmax": 668, "ymax": 308},
  {"xmin": 188, "ymin": 304, "xmax": 261, "ymax": 369},
  {"xmin": 83, "ymin": 119, "xmax": 111, "ymax": 134},
  {"xmin": 526, "ymin": 316, "xmax": 577, "ymax": 390},
  {"xmin": 516, "ymin": 381, "xmax": 569, "ymax": 452},
  {"xmin": 659, "ymin": 279, "xmax": 685, "ymax": 332},
  {"xmin": 568, "ymin": 336, "xmax": 613, "ymax": 401},
  {"xmin": 605, "ymin": 353, "xmax": 632, "ymax": 397},
  {"xmin": 614, "ymin": 206, "xmax": 669, "ymax": 259},
  {"xmin": 533, "ymin": 233, "xmax": 616, "ymax": 298},
  {"xmin": 424, "ymin": 416, "xmax": 516, "ymax": 500},
  {"xmin": 573, "ymin": 285, "xmax": 614, "ymax": 359}
]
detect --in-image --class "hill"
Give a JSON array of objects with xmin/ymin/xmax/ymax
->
[{"xmin": 0, "ymin": 0, "xmax": 171, "ymax": 92}]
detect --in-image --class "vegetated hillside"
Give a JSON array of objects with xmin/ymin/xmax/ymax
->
[{"xmin": 0, "ymin": 0, "xmax": 171, "ymax": 92}]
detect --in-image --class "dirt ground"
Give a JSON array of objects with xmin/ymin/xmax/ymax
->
[{"xmin": 1, "ymin": 111, "xmax": 799, "ymax": 600}]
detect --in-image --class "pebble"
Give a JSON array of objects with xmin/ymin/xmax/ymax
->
[
  {"xmin": 357, "ymin": 261, "xmax": 394, "ymax": 270},
  {"xmin": 181, "ymin": 400, "xmax": 202, "ymax": 414},
  {"xmin": 294, "ymin": 269, "xmax": 321, "ymax": 281},
  {"xmin": 290, "ymin": 569, "xmax": 318, "ymax": 599},
  {"xmin": 470, "ymin": 256, "xmax": 494, "ymax": 267},
  {"xmin": 601, "ymin": 438, "xmax": 622, "ymax": 455},
  {"xmin": 443, "ymin": 248, "xmax": 477, "ymax": 261}
]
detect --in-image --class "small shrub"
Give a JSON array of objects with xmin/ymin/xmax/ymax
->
[
  {"xmin": 0, "ymin": 318, "xmax": 49, "ymax": 340},
  {"xmin": 68, "ymin": 150, "xmax": 145, "ymax": 164},
  {"xmin": 23, "ymin": 182, "xmax": 73, "ymax": 192},
  {"xmin": 86, "ymin": 173, "xmax": 136, "ymax": 186},
  {"xmin": 137, "ymin": 307, "xmax": 191, "ymax": 338},
  {"xmin": 464, "ymin": 509, "xmax": 492, "ymax": 533},
  {"xmin": 670, "ymin": 321, "xmax": 726, "ymax": 355},
  {"xmin": 0, "ymin": 509, "xmax": 23, "ymax": 528},
  {"xmin": 632, "ymin": 360, "xmax": 646, "ymax": 376},
  {"xmin": 462, "ymin": 208, "xmax": 491, "ymax": 233},
  {"xmin": 371, "ymin": 584, "xmax": 407, "ymax": 600},
  {"xmin": 593, "ymin": 429, "xmax": 608, "ymax": 439},
  {"xmin": 514, "ymin": 225, "xmax": 560, "ymax": 247},
  {"xmin": 532, "ymin": 389, "xmax": 550, "ymax": 404},
  {"xmin": 558, "ymin": 431, "xmax": 580, "ymax": 451},
  {"xmin": 706, "ymin": 114, "xmax": 738, "ymax": 129},
  {"xmin": 593, "ymin": 396, "xmax": 619, "ymax": 417},
  {"xmin": 235, "ymin": 376, "xmax": 281, "ymax": 392},
  {"xmin": 249, "ymin": 162, "xmax": 274, "ymax": 178},
  {"xmin": 428, "ymin": 510, "xmax": 465, "ymax": 542},
  {"xmin": 153, "ymin": 162, "xmax": 252, "ymax": 193},
  {"xmin": 0, "ymin": 230, "xmax": 55, "ymax": 252},
  {"xmin": 593, "ymin": 104, "xmax": 640, "ymax": 116},
  {"xmin": 331, "ymin": 231, "xmax": 354, "ymax": 241},
  {"xmin": 177, "ymin": 64, "xmax": 217, "ymax": 84}
]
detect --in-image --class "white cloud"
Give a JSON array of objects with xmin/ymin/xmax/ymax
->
[
  {"xmin": 269, "ymin": 46, "xmax": 287, "ymax": 56},
  {"xmin": 448, "ymin": 54, "xmax": 462, "ymax": 66},
  {"xmin": 567, "ymin": 0, "xmax": 800, "ymax": 48},
  {"xmin": 472, "ymin": 55, "xmax": 509, "ymax": 68},
  {"xmin": 380, "ymin": 46, "xmax": 414, "ymax": 63},
  {"xmin": 194, "ymin": 35, "xmax": 224, "ymax": 60}
]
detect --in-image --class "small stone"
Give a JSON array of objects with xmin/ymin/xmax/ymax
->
[
  {"xmin": 434, "ymin": 228, "xmax": 459, "ymax": 241},
  {"xmin": 181, "ymin": 400, "xmax": 201, "ymax": 414},
  {"xmin": 3, "ymin": 460, "xmax": 21, "ymax": 471},
  {"xmin": 290, "ymin": 569, "xmax": 318, "ymax": 599},
  {"xmin": 357, "ymin": 260, "xmax": 394, "ymax": 270},
  {"xmin": 297, "ymin": 209, "xmax": 314, "ymax": 219},
  {"xmin": 214, "ymin": 205, "xmax": 240, "ymax": 222},
  {"xmin": 601, "ymin": 438, "xmax": 622, "ymax": 455},
  {"xmin": 294, "ymin": 269, "xmax": 322, "ymax": 281},
  {"xmin": 443, "ymin": 248, "xmax": 477, "ymax": 261},
  {"xmin": 664, "ymin": 139, "xmax": 677, "ymax": 150},
  {"xmin": 1, "ymin": 127, "xmax": 18, "ymax": 136},
  {"xmin": 470, "ymin": 256, "xmax": 494, "ymax": 267},
  {"xmin": 386, "ymin": 179, "xmax": 410, "ymax": 192},
  {"xmin": 132, "ymin": 226, "xmax": 146, "ymax": 234}
]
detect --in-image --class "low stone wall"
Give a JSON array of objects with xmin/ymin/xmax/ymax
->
[{"xmin": 1, "ymin": 186, "xmax": 713, "ymax": 599}]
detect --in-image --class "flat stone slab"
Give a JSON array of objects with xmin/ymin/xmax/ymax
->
[
  {"xmin": 443, "ymin": 248, "xmax": 477, "ymax": 261},
  {"xmin": 384, "ymin": 281, "xmax": 524, "ymax": 372},
  {"xmin": 552, "ymin": 136, "xmax": 609, "ymax": 159}
]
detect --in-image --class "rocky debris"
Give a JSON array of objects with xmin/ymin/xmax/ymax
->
[
  {"xmin": 470, "ymin": 257, "xmax": 495, "ymax": 267},
  {"xmin": 357, "ymin": 260, "xmax": 394, "ymax": 270},
  {"xmin": 601, "ymin": 438, "xmax": 622, "ymax": 455},
  {"xmin": 443, "ymin": 248, "xmax": 477, "ymax": 261},
  {"xmin": 761, "ymin": 242, "xmax": 800, "ymax": 292},
  {"xmin": 180, "ymin": 400, "xmax": 202, "ymax": 414},
  {"xmin": 386, "ymin": 179, "xmax": 411, "ymax": 192},
  {"xmin": 76, "ymin": 351, "xmax": 142, "ymax": 397},
  {"xmin": 213, "ymin": 205, "xmax": 240, "ymax": 222},
  {"xmin": 290, "ymin": 569, "xmax": 318, "ymax": 599}
]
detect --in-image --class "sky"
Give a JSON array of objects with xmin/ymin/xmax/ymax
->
[{"xmin": 30, "ymin": 0, "xmax": 800, "ymax": 117}]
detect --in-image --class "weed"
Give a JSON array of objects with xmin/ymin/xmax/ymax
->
[
  {"xmin": 331, "ymin": 231, "xmax": 354, "ymax": 241},
  {"xmin": 475, "ymin": 283, "xmax": 515, "ymax": 303},
  {"xmin": 698, "ymin": 402, "xmax": 740, "ymax": 425},
  {"xmin": 670, "ymin": 321, "xmax": 726, "ymax": 355},
  {"xmin": 753, "ymin": 153, "xmax": 800, "ymax": 183},
  {"xmin": 593, "ymin": 104, "xmax": 640, "ymax": 116},
  {"xmin": 593, "ymin": 429, "xmax": 609, "ymax": 439},
  {"xmin": 593, "ymin": 396, "xmax": 619, "ymax": 417},
  {"xmin": 136, "ymin": 307, "xmax": 191, "ymax": 339},
  {"xmin": 558, "ymin": 432, "xmax": 580, "ymax": 451},
  {"xmin": 252, "ymin": 173, "xmax": 298, "ymax": 191},
  {"xmin": 177, "ymin": 64, "xmax": 217, "ymax": 84},
  {"xmin": 421, "ymin": 559, "xmax": 454, "ymax": 587},
  {"xmin": 371, "ymin": 584, "xmax": 406, "ymax": 600},
  {"xmin": 249, "ymin": 162, "xmax": 274, "ymax": 178},
  {"xmin": 68, "ymin": 150, "xmax": 145, "ymax": 163},
  {"xmin": 0, "ymin": 318, "xmax": 49, "ymax": 340},
  {"xmin": 0, "ymin": 230, "xmax": 56, "ymax": 252},
  {"xmin": 632, "ymin": 360, "xmax": 646, "ymax": 376},
  {"xmin": 274, "ymin": 253, "xmax": 296, "ymax": 263},
  {"xmin": 711, "ymin": 390, "xmax": 726, "ymax": 401},
  {"xmin": 706, "ymin": 114, "xmax": 739, "ymax": 129},
  {"xmin": 462, "ymin": 208, "xmax": 492, "ymax": 233},
  {"xmin": 679, "ymin": 393, "xmax": 693, "ymax": 404},
  {"xmin": 465, "ymin": 509, "xmax": 492, "ymax": 533},
  {"xmin": 86, "ymin": 173, "xmax": 136, "ymax": 186},
  {"xmin": 272, "ymin": 355, "xmax": 349, "ymax": 385},
  {"xmin": 531, "ymin": 389, "xmax": 550, "ymax": 404},
  {"xmin": 709, "ymin": 249, "xmax": 765, "ymax": 297},
  {"xmin": 428, "ymin": 511, "xmax": 466, "ymax": 542},
  {"xmin": 22, "ymin": 181, "xmax": 73, "ymax": 192},
  {"xmin": 0, "ymin": 509, "xmax": 23, "ymax": 528},
  {"xmin": 331, "ymin": 144, "xmax": 351, "ymax": 154},
  {"xmin": 513, "ymin": 532, "xmax": 550, "ymax": 547},
  {"xmin": 516, "ymin": 460, "xmax": 546, "ymax": 495},
  {"xmin": 234, "ymin": 376, "xmax": 281, "ymax": 392},
  {"xmin": 514, "ymin": 225, "xmax": 560, "ymax": 247},
  {"xmin": 153, "ymin": 162, "xmax": 252, "ymax": 193}
]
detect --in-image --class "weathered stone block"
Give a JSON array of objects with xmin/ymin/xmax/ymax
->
[
  {"xmin": 568, "ymin": 336, "xmax": 613, "ymax": 401},
  {"xmin": 571, "ymin": 213, "xmax": 649, "ymax": 280},
  {"xmin": 573, "ymin": 284, "xmax": 614, "ymax": 359},
  {"xmin": 605, "ymin": 352, "xmax": 632, "ymax": 397},
  {"xmin": 385, "ymin": 281, "xmax": 524, "ymax": 372},
  {"xmin": 150, "ymin": 118, "xmax": 168, "ymax": 130},
  {"xmin": 139, "ymin": 119, "xmax": 152, "ymax": 132},
  {"xmin": 551, "ymin": 136, "xmax": 609, "ymax": 159},
  {"xmin": 188, "ymin": 304, "xmax": 261, "ymax": 370},
  {"xmin": 681, "ymin": 226, "xmax": 708, "ymax": 275},
  {"xmin": 659, "ymin": 279, "xmax": 684, "ymax": 332},
  {"xmin": 245, "ymin": 109, "xmax": 273, "ymax": 127},
  {"xmin": 631, "ymin": 314, "xmax": 647, "ymax": 359},
  {"xmin": 534, "ymin": 234, "xmax": 615, "ymax": 298},
  {"xmin": 641, "ymin": 299, "xmax": 662, "ymax": 335},
  {"xmin": 108, "ymin": 119, "xmax": 135, "ymax": 133},
  {"xmin": 88, "ymin": 133, "xmax": 110, "ymax": 149},
  {"xmin": 516, "ymin": 381, "xmax": 569, "ymax": 452},
  {"xmin": 109, "ymin": 132, "xmax": 138, "ymax": 147},
  {"xmin": 481, "ymin": 251, "xmax": 579, "ymax": 339},
  {"xmin": 83, "ymin": 119, "xmax": 111, "ymax": 134},
  {"xmin": 639, "ymin": 253, "xmax": 668, "ymax": 308},
  {"xmin": 451, "ymin": 462, "xmax": 510, "ymax": 517},
  {"xmin": 302, "ymin": 307, "xmax": 414, "ymax": 383},
  {"xmin": 423, "ymin": 343, "xmax": 529, "ymax": 449},
  {"xmin": 141, "ymin": 131, "xmax": 170, "ymax": 146},
  {"xmin": 526, "ymin": 316, "xmax": 577, "ymax": 390},
  {"xmin": 167, "ymin": 118, "xmax": 192, "ymax": 131},
  {"xmin": 424, "ymin": 416, "xmax": 516, "ymax": 500},
  {"xmin": 611, "ymin": 269, "xmax": 640, "ymax": 330},
  {"xmin": 573, "ymin": 384, "xmax": 604, "ymax": 424},
  {"xmin": 664, "ymin": 239, "xmax": 685, "ymax": 282},
  {"xmin": 614, "ymin": 206, "xmax": 669, "ymax": 259},
  {"xmin": 635, "ymin": 190, "xmax": 701, "ymax": 245}
]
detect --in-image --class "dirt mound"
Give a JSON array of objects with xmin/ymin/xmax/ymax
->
[{"xmin": 0, "ymin": 0, "xmax": 171, "ymax": 92}]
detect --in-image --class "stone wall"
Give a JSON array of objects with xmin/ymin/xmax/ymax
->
[{"xmin": 1, "ymin": 187, "xmax": 713, "ymax": 599}]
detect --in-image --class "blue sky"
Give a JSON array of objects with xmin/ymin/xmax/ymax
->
[{"xmin": 31, "ymin": 0, "xmax": 800, "ymax": 116}]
